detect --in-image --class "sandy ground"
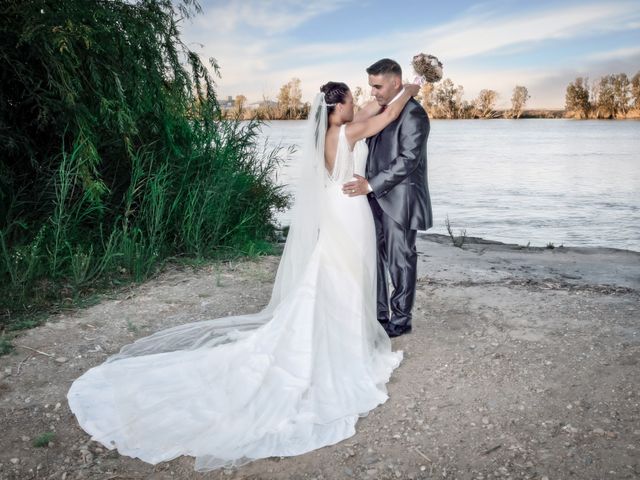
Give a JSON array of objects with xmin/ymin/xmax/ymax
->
[{"xmin": 0, "ymin": 234, "xmax": 639, "ymax": 480}]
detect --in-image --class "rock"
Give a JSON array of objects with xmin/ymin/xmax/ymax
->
[
  {"xmin": 343, "ymin": 467, "xmax": 353, "ymax": 476},
  {"xmin": 593, "ymin": 428, "xmax": 605, "ymax": 435},
  {"xmin": 366, "ymin": 469, "xmax": 378, "ymax": 476},
  {"xmin": 10, "ymin": 458, "xmax": 19, "ymax": 464},
  {"xmin": 3, "ymin": 367, "xmax": 11, "ymax": 376},
  {"xmin": 21, "ymin": 436, "xmax": 29, "ymax": 442},
  {"xmin": 363, "ymin": 455, "xmax": 378, "ymax": 465},
  {"xmin": 80, "ymin": 448, "xmax": 93, "ymax": 463},
  {"xmin": 54, "ymin": 402, "xmax": 61, "ymax": 411},
  {"xmin": 54, "ymin": 357, "xmax": 68, "ymax": 364},
  {"xmin": 482, "ymin": 416, "xmax": 490, "ymax": 425}
]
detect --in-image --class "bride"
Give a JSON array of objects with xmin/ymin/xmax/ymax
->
[{"xmin": 67, "ymin": 81, "xmax": 420, "ymax": 472}]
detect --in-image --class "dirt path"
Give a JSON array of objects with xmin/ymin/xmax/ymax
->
[{"xmin": 1, "ymin": 234, "xmax": 639, "ymax": 480}]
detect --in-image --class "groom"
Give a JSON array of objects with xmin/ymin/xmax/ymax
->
[{"xmin": 343, "ymin": 58, "xmax": 432, "ymax": 337}]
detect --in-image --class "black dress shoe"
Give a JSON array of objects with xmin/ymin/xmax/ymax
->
[{"xmin": 384, "ymin": 323, "xmax": 412, "ymax": 337}]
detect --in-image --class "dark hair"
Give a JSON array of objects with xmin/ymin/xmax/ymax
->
[
  {"xmin": 320, "ymin": 81, "xmax": 349, "ymax": 115},
  {"xmin": 366, "ymin": 58, "xmax": 402, "ymax": 77}
]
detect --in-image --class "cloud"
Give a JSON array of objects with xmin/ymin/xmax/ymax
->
[
  {"xmin": 183, "ymin": 1, "xmax": 640, "ymax": 108},
  {"xmin": 194, "ymin": 0, "xmax": 350, "ymax": 35},
  {"xmin": 585, "ymin": 46, "xmax": 640, "ymax": 61},
  {"xmin": 410, "ymin": 2, "xmax": 639, "ymax": 60}
]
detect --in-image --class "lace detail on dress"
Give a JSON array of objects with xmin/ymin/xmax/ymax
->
[{"xmin": 326, "ymin": 124, "xmax": 355, "ymax": 184}]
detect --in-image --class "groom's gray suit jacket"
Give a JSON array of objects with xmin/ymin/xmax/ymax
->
[{"xmin": 366, "ymin": 98, "xmax": 432, "ymax": 231}]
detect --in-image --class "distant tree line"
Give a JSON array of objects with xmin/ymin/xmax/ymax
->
[
  {"xmin": 416, "ymin": 80, "xmax": 529, "ymax": 119},
  {"xmin": 565, "ymin": 72, "xmax": 640, "ymax": 119},
  {"xmin": 225, "ymin": 69, "xmax": 640, "ymax": 120},
  {"xmin": 224, "ymin": 78, "xmax": 310, "ymax": 120}
]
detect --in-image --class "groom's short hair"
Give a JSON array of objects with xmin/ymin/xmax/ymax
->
[{"xmin": 366, "ymin": 58, "xmax": 402, "ymax": 77}]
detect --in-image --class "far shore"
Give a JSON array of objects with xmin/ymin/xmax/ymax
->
[{"xmin": 232, "ymin": 109, "xmax": 640, "ymax": 121}]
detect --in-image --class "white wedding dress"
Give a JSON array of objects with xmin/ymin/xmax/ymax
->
[{"xmin": 67, "ymin": 123, "xmax": 403, "ymax": 472}]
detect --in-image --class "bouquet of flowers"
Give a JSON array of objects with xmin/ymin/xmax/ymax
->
[{"xmin": 411, "ymin": 53, "xmax": 443, "ymax": 85}]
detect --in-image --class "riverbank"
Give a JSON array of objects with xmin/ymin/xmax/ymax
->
[{"xmin": 0, "ymin": 234, "xmax": 638, "ymax": 479}]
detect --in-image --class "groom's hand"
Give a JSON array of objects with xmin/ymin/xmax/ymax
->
[{"xmin": 342, "ymin": 175, "xmax": 371, "ymax": 197}]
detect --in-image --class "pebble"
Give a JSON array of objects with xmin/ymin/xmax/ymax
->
[
  {"xmin": 10, "ymin": 458, "xmax": 19, "ymax": 464},
  {"xmin": 55, "ymin": 357, "xmax": 68, "ymax": 364},
  {"xmin": 593, "ymin": 428, "xmax": 605, "ymax": 435},
  {"xmin": 21, "ymin": 436, "xmax": 29, "ymax": 442},
  {"xmin": 482, "ymin": 416, "xmax": 490, "ymax": 425},
  {"xmin": 3, "ymin": 367, "xmax": 11, "ymax": 375},
  {"xmin": 54, "ymin": 402, "xmax": 61, "ymax": 411},
  {"xmin": 366, "ymin": 469, "xmax": 378, "ymax": 476}
]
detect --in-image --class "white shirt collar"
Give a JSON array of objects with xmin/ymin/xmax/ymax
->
[{"xmin": 387, "ymin": 87, "xmax": 405, "ymax": 106}]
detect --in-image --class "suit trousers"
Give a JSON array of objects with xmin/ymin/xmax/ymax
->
[{"xmin": 368, "ymin": 195, "xmax": 417, "ymax": 328}]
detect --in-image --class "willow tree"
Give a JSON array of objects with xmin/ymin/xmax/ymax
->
[
  {"xmin": 631, "ymin": 72, "xmax": 640, "ymax": 110},
  {"xmin": 565, "ymin": 77, "xmax": 591, "ymax": 119},
  {"xmin": 509, "ymin": 86, "xmax": 530, "ymax": 119},
  {"xmin": 473, "ymin": 89, "xmax": 499, "ymax": 118},
  {"xmin": 0, "ymin": 0, "xmax": 288, "ymax": 325}
]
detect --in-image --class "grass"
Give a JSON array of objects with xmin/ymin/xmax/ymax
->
[
  {"xmin": 0, "ymin": 334, "xmax": 13, "ymax": 356},
  {"xmin": 32, "ymin": 432, "xmax": 55, "ymax": 448}
]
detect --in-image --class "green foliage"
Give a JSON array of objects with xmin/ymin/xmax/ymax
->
[
  {"xmin": 32, "ymin": 432, "xmax": 55, "ymax": 448},
  {"xmin": 0, "ymin": 0, "xmax": 289, "ymax": 334},
  {"xmin": 0, "ymin": 334, "xmax": 13, "ymax": 355}
]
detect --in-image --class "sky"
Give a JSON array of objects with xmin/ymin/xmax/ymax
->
[{"xmin": 181, "ymin": 0, "xmax": 640, "ymax": 109}]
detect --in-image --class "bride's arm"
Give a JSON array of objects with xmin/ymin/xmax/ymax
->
[
  {"xmin": 345, "ymin": 83, "xmax": 420, "ymax": 146},
  {"xmin": 353, "ymin": 99, "xmax": 381, "ymax": 122}
]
